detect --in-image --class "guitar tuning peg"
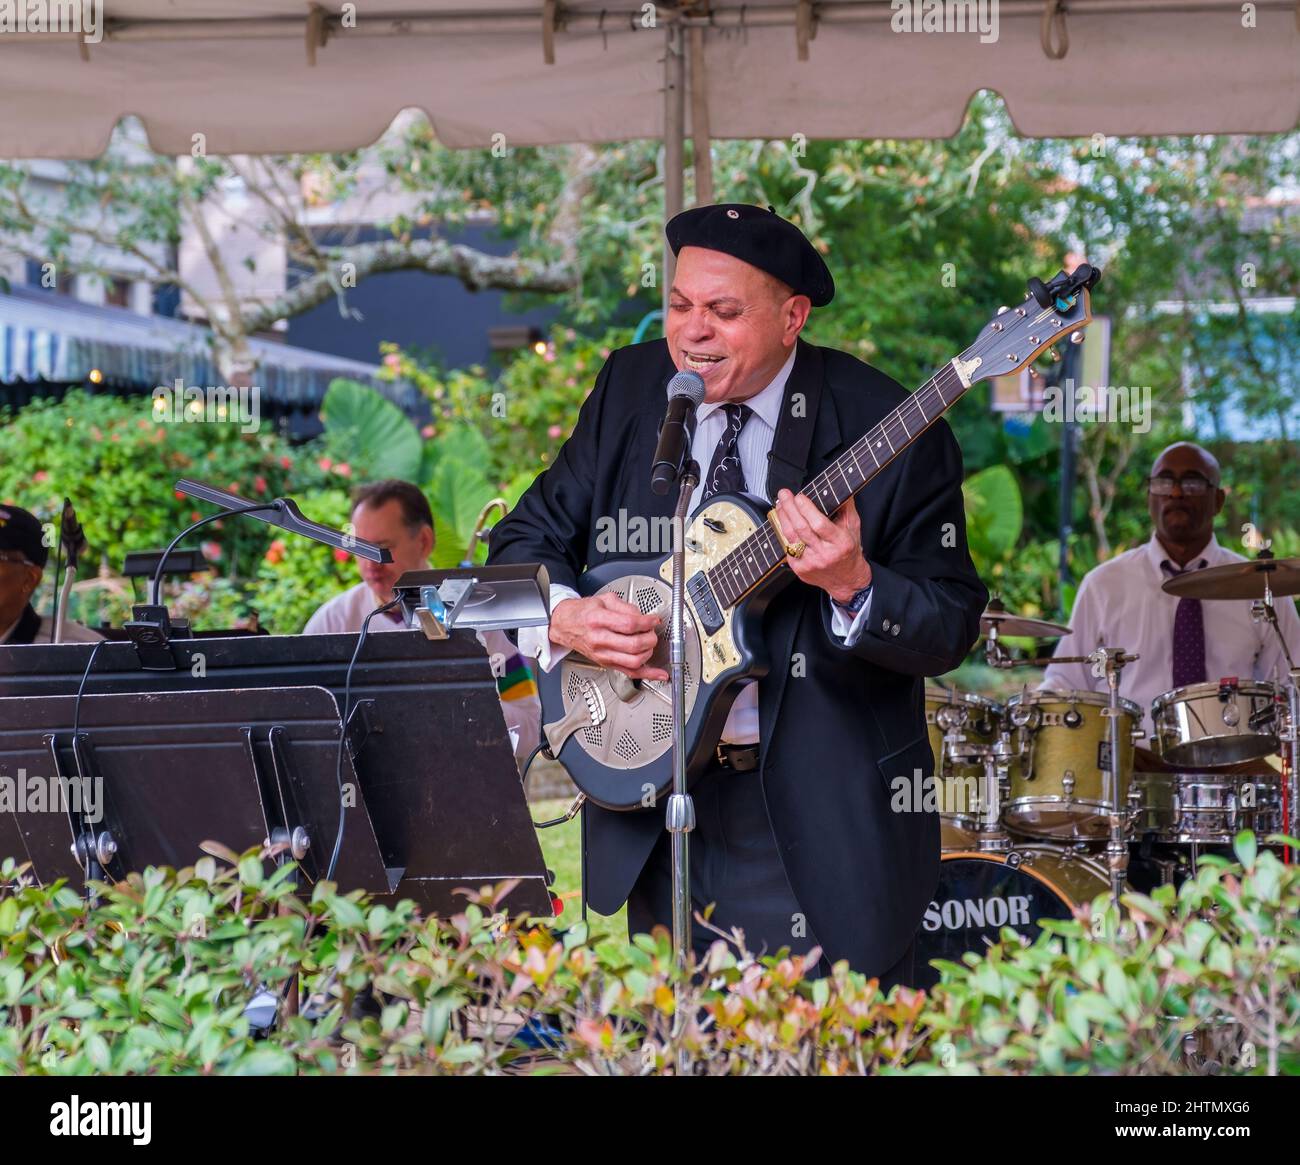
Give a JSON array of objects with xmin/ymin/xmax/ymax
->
[
  {"xmin": 996, "ymin": 305, "xmax": 1009, "ymax": 315},
  {"xmin": 1069, "ymin": 330, "xmax": 1085, "ymax": 344},
  {"xmin": 1048, "ymin": 347, "xmax": 1062, "ymax": 362}
]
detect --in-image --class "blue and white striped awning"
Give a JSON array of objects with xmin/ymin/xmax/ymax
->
[{"xmin": 0, "ymin": 285, "xmax": 419, "ymax": 410}]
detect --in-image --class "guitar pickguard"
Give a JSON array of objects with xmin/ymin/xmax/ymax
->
[
  {"xmin": 554, "ymin": 573, "xmax": 704, "ymax": 771},
  {"xmin": 659, "ymin": 499, "xmax": 758, "ymax": 684},
  {"xmin": 548, "ymin": 500, "xmax": 759, "ymax": 776}
]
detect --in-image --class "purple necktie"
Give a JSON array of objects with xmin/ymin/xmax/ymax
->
[{"xmin": 1164, "ymin": 560, "xmax": 1208, "ymax": 688}]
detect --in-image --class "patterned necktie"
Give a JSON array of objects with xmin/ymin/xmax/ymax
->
[
  {"xmin": 1164, "ymin": 559, "xmax": 1208, "ymax": 687},
  {"xmin": 703, "ymin": 403, "xmax": 751, "ymax": 500}
]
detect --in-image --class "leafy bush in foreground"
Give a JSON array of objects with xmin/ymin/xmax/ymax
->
[{"xmin": 0, "ymin": 834, "xmax": 1295, "ymax": 1076}]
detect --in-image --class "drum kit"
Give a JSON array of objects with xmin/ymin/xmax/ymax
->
[{"xmin": 914, "ymin": 551, "xmax": 1300, "ymax": 990}]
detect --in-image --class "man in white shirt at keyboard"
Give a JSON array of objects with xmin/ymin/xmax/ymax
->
[{"xmin": 302, "ymin": 480, "xmax": 541, "ymax": 768}]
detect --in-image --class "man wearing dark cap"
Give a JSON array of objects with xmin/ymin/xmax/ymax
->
[
  {"xmin": 0, "ymin": 504, "xmax": 103, "ymax": 645},
  {"xmin": 490, "ymin": 204, "xmax": 986, "ymax": 985}
]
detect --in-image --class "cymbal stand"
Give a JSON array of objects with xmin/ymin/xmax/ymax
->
[
  {"xmin": 983, "ymin": 621, "xmax": 1094, "ymax": 670},
  {"xmin": 1252, "ymin": 582, "xmax": 1298, "ymax": 862}
]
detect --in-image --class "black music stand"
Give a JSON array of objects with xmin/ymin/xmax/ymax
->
[
  {"xmin": 0, "ymin": 631, "xmax": 551, "ymax": 917},
  {"xmin": 0, "ymin": 686, "xmax": 389, "ymax": 894}
]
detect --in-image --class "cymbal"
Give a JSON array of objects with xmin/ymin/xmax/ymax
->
[
  {"xmin": 980, "ymin": 598, "xmax": 1071, "ymax": 639},
  {"xmin": 1161, "ymin": 553, "xmax": 1300, "ymax": 601}
]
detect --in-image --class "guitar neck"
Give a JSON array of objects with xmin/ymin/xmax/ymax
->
[{"xmin": 707, "ymin": 359, "xmax": 974, "ymax": 610}]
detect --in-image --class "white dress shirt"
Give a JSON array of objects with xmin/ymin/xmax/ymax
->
[
  {"xmin": 303, "ymin": 581, "xmax": 541, "ymax": 762},
  {"xmin": 1041, "ymin": 533, "xmax": 1300, "ymax": 739},
  {"xmin": 519, "ymin": 347, "xmax": 872, "ymax": 745}
]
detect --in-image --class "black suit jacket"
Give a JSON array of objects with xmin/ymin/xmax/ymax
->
[{"xmin": 488, "ymin": 336, "xmax": 988, "ymax": 974}]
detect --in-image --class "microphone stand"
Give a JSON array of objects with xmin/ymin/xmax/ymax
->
[{"xmin": 666, "ymin": 458, "xmax": 700, "ymax": 987}]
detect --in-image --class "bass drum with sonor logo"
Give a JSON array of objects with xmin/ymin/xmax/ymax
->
[{"xmin": 914, "ymin": 846, "xmax": 1114, "ymax": 990}]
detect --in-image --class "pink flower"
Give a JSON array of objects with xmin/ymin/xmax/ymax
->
[
  {"xmin": 383, "ymin": 352, "xmax": 403, "ymax": 370},
  {"xmin": 421, "ymin": 424, "xmax": 436, "ymax": 439},
  {"xmin": 318, "ymin": 457, "xmax": 333, "ymax": 472},
  {"xmin": 547, "ymin": 424, "xmax": 563, "ymax": 439},
  {"xmin": 333, "ymin": 462, "xmax": 353, "ymax": 478},
  {"xmin": 33, "ymin": 470, "xmax": 49, "ymax": 483},
  {"xmin": 200, "ymin": 540, "xmax": 222, "ymax": 562},
  {"xmin": 254, "ymin": 475, "xmax": 268, "ymax": 494},
  {"xmin": 333, "ymin": 548, "xmax": 350, "ymax": 563},
  {"xmin": 280, "ymin": 455, "xmax": 292, "ymax": 470}
]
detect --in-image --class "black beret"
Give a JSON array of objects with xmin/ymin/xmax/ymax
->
[
  {"xmin": 0, "ymin": 504, "xmax": 48, "ymax": 569},
  {"xmin": 666, "ymin": 203, "xmax": 834, "ymax": 307}
]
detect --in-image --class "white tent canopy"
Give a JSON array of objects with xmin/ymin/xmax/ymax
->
[{"xmin": 1, "ymin": 0, "xmax": 1297, "ymax": 160}]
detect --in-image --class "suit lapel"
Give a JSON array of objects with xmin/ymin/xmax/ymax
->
[
  {"xmin": 757, "ymin": 339, "xmax": 840, "ymax": 759},
  {"xmin": 765, "ymin": 339, "xmax": 842, "ymax": 500}
]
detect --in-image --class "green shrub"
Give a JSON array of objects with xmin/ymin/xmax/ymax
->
[{"xmin": 2, "ymin": 834, "xmax": 1296, "ymax": 1076}]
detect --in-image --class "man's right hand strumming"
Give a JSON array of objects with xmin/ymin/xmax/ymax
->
[{"xmin": 549, "ymin": 594, "xmax": 668, "ymax": 681}]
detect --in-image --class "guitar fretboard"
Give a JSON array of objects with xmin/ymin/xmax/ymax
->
[{"xmin": 707, "ymin": 361, "xmax": 969, "ymax": 610}]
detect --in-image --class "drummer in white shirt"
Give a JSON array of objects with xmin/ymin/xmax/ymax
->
[{"xmin": 1042, "ymin": 442, "xmax": 1300, "ymax": 741}]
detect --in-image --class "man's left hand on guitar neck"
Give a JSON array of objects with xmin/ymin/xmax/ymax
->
[{"xmin": 772, "ymin": 488, "xmax": 873, "ymax": 605}]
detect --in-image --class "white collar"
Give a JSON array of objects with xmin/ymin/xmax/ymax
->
[
  {"xmin": 697, "ymin": 346, "xmax": 798, "ymax": 432},
  {"xmin": 1144, "ymin": 532, "xmax": 1225, "ymax": 581}
]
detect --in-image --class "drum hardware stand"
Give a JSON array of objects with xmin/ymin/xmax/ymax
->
[
  {"xmin": 983, "ymin": 614, "xmax": 1098, "ymax": 672},
  {"xmin": 1098, "ymin": 646, "xmax": 1139, "ymax": 907},
  {"xmin": 937, "ymin": 701, "xmax": 1012, "ymax": 852},
  {"xmin": 950, "ymin": 741, "xmax": 1012, "ymax": 852}
]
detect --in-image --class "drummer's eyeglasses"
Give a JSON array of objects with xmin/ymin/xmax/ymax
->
[
  {"xmin": 0, "ymin": 552, "xmax": 38, "ymax": 568},
  {"xmin": 1147, "ymin": 473, "xmax": 1217, "ymax": 496}
]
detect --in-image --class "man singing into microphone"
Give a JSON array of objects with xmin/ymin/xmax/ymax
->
[{"xmin": 488, "ymin": 205, "xmax": 986, "ymax": 985}]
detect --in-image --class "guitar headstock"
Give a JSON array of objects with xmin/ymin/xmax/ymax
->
[{"xmin": 957, "ymin": 264, "xmax": 1101, "ymax": 386}]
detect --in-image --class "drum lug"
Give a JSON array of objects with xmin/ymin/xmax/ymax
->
[{"xmin": 1062, "ymin": 771, "xmax": 1075, "ymax": 799}]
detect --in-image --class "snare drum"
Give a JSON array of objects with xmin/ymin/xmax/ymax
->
[
  {"xmin": 1003, "ymin": 690, "xmax": 1142, "ymax": 841},
  {"xmin": 1134, "ymin": 770, "xmax": 1283, "ymax": 845},
  {"xmin": 1151, "ymin": 681, "xmax": 1281, "ymax": 768},
  {"xmin": 925, "ymin": 688, "xmax": 1010, "ymax": 848}
]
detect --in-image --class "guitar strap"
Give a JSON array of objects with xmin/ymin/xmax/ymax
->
[{"xmin": 764, "ymin": 339, "xmax": 823, "ymax": 501}]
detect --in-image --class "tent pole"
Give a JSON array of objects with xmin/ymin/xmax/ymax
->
[
  {"xmin": 663, "ymin": 20, "xmax": 685, "ymax": 315},
  {"xmin": 689, "ymin": 25, "xmax": 714, "ymax": 205}
]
